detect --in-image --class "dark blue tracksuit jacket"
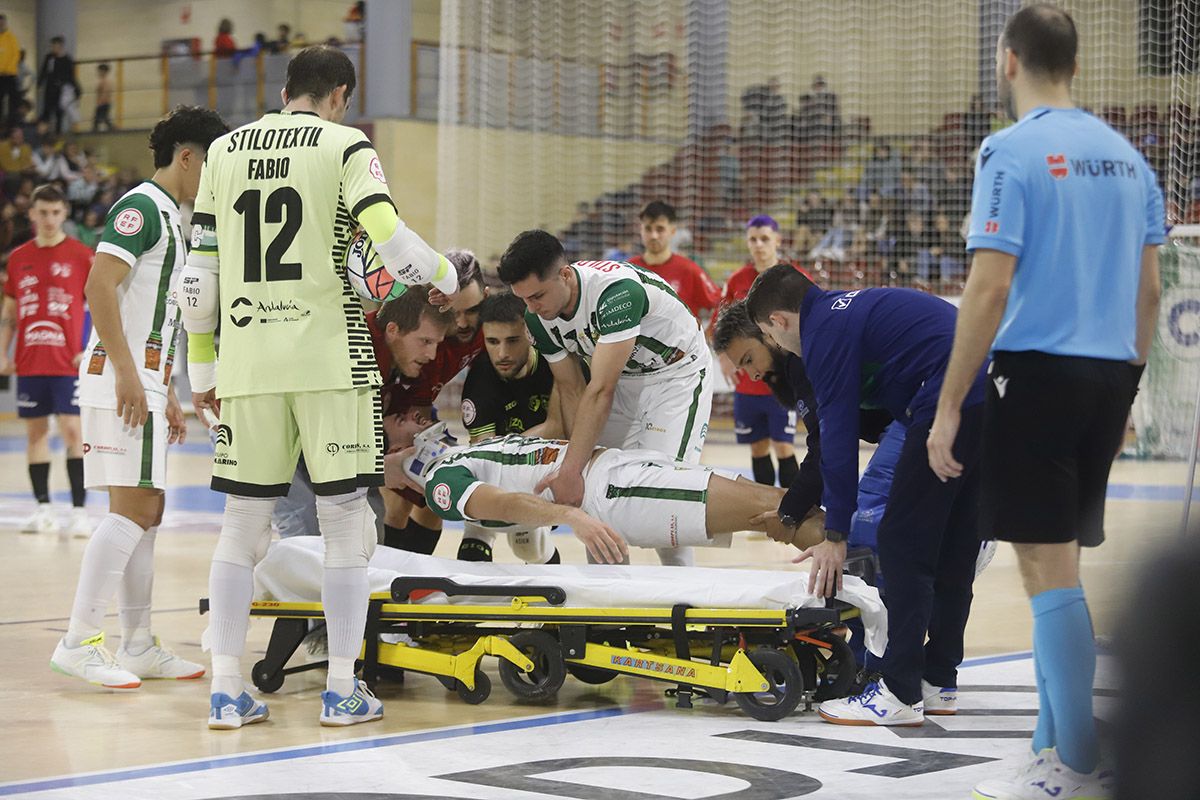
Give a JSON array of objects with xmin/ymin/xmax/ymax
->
[{"xmin": 797, "ymin": 286, "xmax": 988, "ymax": 534}]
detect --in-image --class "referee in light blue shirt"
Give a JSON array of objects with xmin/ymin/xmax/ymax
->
[{"xmin": 927, "ymin": 6, "xmax": 1164, "ymax": 800}]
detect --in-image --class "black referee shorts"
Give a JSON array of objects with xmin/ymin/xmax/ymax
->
[{"xmin": 980, "ymin": 350, "xmax": 1142, "ymax": 548}]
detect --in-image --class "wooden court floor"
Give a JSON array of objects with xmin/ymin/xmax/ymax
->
[{"xmin": 0, "ymin": 415, "xmax": 1187, "ymax": 788}]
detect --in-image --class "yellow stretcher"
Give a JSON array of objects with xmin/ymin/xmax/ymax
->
[{"xmin": 201, "ymin": 577, "xmax": 861, "ymax": 722}]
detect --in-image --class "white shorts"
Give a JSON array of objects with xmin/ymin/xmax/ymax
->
[
  {"xmin": 80, "ymin": 406, "xmax": 168, "ymax": 490},
  {"xmin": 599, "ymin": 363, "xmax": 713, "ymax": 465},
  {"xmin": 582, "ymin": 448, "xmax": 728, "ymax": 549}
]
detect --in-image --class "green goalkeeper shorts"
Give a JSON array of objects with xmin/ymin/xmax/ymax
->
[{"xmin": 211, "ymin": 387, "xmax": 383, "ymax": 497}]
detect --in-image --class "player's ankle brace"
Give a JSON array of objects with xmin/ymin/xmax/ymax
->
[
  {"xmin": 457, "ymin": 538, "xmax": 494, "ymax": 561},
  {"xmin": 751, "ymin": 455, "xmax": 775, "ymax": 486},
  {"xmin": 393, "ymin": 520, "xmax": 441, "ymax": 555}
]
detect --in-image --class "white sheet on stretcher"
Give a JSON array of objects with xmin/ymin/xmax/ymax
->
[{"xmin": 254, "ymin": 538, "xmax": 888, "ymax": 657}]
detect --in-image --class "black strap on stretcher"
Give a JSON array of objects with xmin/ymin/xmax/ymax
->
[
  {"xmin": 670, "ymin": 603, "xmax": 694, "ymax": 709},
  {"xmin": 390, "ymin": 576, "xmax": 567, "ymax": 605}
]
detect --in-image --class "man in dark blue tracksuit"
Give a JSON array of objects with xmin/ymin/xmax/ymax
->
[{"xmin": 746, "ymin": 264, "xmax": 988, "ymax": 726}]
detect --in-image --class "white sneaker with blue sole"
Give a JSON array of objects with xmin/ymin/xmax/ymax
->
[
  {"xmin": 209, "ymin": 690, "xmax": 270, "ymax": 730},
  {"xmin": 320, "ymin": 680, "xmax": 383, "ymax": 727}
]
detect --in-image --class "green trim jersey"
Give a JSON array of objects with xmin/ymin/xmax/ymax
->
[
  {"xmin": 79, "ymin": 180, "xmax": 183, "ymax": 412},
  {"xmin": 424, "ymin": 435, "xmax": 576, "ymax": 531},
  {"xmin": 192, "ymin": 110, "xmax": 394, "ymax": 398},
  {"xmin": 525, "ymin": 260, "xmax": 707, "ymax": 379}
]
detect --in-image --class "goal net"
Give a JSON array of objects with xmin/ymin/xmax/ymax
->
[{"xmin": 435, "ymin": 1, "xmax": 1197, "ymax": 293}]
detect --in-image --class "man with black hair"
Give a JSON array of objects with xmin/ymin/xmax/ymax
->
[
  {"xmin": 37, "ymin": 36, "xmax": 78, "ymax": 134},
  {"xmin": 628, "ymin": 200, "xmax": 720, "ymax": 319},
  {"xmin": 746, "ymin": 263, "xmax": 989, "ymax": 728},
  {"xmin": 499, "ymin": 229, "xmax": 712, "ymax": 567},
  {"xmin": 51, "ymin": 105, "xmax": 229, "ymax": 692},
  {"xmin": 929, "ymin": 6, "xmax": 1163, "ymax": 798},
  {"xmin": 456, "ymin": 290, "xmax": 561, "ymax": 564},
  {"xmin": 180, "ymin": 45, "xmax": 455, "ymax": 730}
]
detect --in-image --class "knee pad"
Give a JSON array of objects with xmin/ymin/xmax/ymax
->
[
  {"xmin": 318, "ymin": 489, "xmax": 376, "ymax": 568},
  {"xmin": 212, "ymin": 495, "xmax": 276, "ymax": 568},
  {"xmin": 509, "ymin": 526, "xmax": 553, "ymax": 564}
]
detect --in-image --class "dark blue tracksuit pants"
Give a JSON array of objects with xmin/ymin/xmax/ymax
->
[{"xmin": 875, "ymin": 403, "xmax": 983, "ymax": 706}]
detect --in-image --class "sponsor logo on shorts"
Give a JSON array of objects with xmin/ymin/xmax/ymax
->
[
  {"xmin": 214, "ymin": 424, "xmax": 233, "ymax": 448},
  {"xmin": 214, "ymin": 456, "xmax": 238, "ymax": 466},
  {"xmin": 461, "ymin": 399, "xmax": 476, "ymax": 426},
  {"xmin": 87, "ymin": 443, "xmax": 128, "ymax": 456},
  {"xmin": 113, "ymin": 208, "xmax": 144, "ymax": 235},
  {"xmin": 82, "ymin": 443, "xmax": 90, "ymax": 454},
  {"xmin": 326, "ymin": 442, "xmax": 372, "ymax": 455},
  {"xmin": 992, "ymin": 374, "xmax": 1009, "ymax": 399},
  {"xmin": 645, "ymin": 422, "xmax": 666, "ymax": 433},
  {"xmin": 609, "ymin": 654, "xmax": 697, "ymax": 679},
  {"xmin": 229, "ymin": 297, "xmax": 253, "ymax": 328},
  {"xmin": 432, "ymin": 482, "xmax": 453, "ymax": 510}
]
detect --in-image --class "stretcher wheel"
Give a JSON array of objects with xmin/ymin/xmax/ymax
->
[
  {"xmin": 251, "ymin": 659, "xmax": 285, "ymax": 694},
  {"xmin": 498, "ymin": 630, "xmax": 566, "ymax": 702},
  {"xmin": 455, "ymin": 668, "xmax": 491, "ymax": 704},
  {"xmin": 566, "ymin": 662, "xmax": 617, "ymax": 685},
  {"xmin": 734, "ymin": 648, "xmax": 804, "ymax": 722},
  {"xmin": 805, "ymin": 633, "xmax": 857, "ymax": 702}
]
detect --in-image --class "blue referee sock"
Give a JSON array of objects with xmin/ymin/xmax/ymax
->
[
  {"xmin": 1031, "ymin": 646, "xmax": 1055, "ymax": 754},
  {"xmin": 1031, "ymin": 586, "xmax": 1098, "ymax": 774}
]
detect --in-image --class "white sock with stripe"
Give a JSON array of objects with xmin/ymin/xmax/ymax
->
[{"xmin": 65, "ymin": 514, "xmax": 146, "ymax": 648}]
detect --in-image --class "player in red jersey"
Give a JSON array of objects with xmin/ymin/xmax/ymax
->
[
  {"xmin": 629, "ymin": 200, "xmax": 720, "ymax": 320},
  {"xmin": 713, "ymin": 215, "xmax": 799, "ymax": 489},
  {"xmin": 377, "ymin": 249, "xmax": 486, "ymax": 552},
  {"xmin": 0, "ymin": 184, "xmax": 94, "ymax": 536}
]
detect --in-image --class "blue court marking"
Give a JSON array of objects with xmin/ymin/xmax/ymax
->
[
  {"xmin": 960, "ymin": 650, "xmax": 1032, "ymax": 668},
  {"xmin": 0, "ymin": 705, "xmax": 639, "ymax": 796}
]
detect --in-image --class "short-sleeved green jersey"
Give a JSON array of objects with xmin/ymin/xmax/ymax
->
[
  {"xmin": 524, "ymin": 260, "xmax": 707, "ymax": 379},
  {"xmin": 80, "ymin": 181, "xmax": 183, "ymax": 412},
  {"xmin": 192, "ymin": 110, "xmax": 394, "ymax": 398}
]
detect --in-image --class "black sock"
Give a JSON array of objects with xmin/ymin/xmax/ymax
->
[
  {"xmin": 28, "ymin": 461, "xmax": 50, "ymax": 504},
  {"xmin": 751, "ymin": 455, "xmax": 775, "ymax": 486},
  {"xmin": 66, "ymin": 457, "xmax": 86, "ymax": 507},
  {"xmin": 457, "ymin": 537, "xmax": 494, "ymax": 561},
  {"xmin": 383, "ymin": 524, "xmax": 405, "ymax": 549},
  {"xmin": 777, "ymin": 454, "xmax": 799, "ymax": 488},
  {"xmin": 544, "ymin": 548, "xmax": 561, "ymax": 565},
  {"xmin": 389, "ymin": 519, "xmax": 442, "ymax": 555}
]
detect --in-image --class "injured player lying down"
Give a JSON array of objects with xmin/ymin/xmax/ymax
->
[{"xmin": 384, "ymin": 422, "xmax": 826, "ymax": 564}]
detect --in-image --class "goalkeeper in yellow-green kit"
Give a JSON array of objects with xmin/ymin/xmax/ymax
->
[{"xmin": 180, "ymin": 45, "xmax": 457, "ymax": 729}]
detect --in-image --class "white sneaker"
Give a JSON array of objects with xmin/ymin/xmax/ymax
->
[
  {"xmin": 117, "ymin": 637, "xmax": 206, "ymax": 680},
  {"xmin": 973, "ymin": 749, "xmax": 1114, "ymax": 800},
  {"xmin": 21, "ymin": 504, "xmax": 57, "ymax": 534},
  {"xmin": 817, "ymin": 678, "xmax": 924, "ymax": 726},
  {"xmin": 67, "ymin": 508, "xmax": 91, "ymax": 539},
  {"xmin": 921, "ymin": 678, "xmax": 957, "ymax": 715},
  {"xmin": 976, "ymin": 539, "xmax": 999, "ymax": 577},
  {"xmin": 50, "ymin": 634, "xmax": 141, "ymax": 689},
  {"xmin": 320, "ymin": 679, "xmax": 384, "ymax": 726}
]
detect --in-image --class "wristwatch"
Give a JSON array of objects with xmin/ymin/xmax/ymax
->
[
  {"xmin": 823, "ymin": 528, "xmax": 847, "ymax": 543},
  {"xmin": 778, "ymin": 513, "xmax": 799, "ymax": 529}
]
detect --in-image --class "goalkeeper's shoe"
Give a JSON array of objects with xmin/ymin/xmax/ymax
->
[
  {"xmin": 50, "ymin": 634, "xmax": 141, "ymax": 690},
  {"xmin": 209, "ymin": 690, "xmax": 270, "ymax": 730},
  {"xmin": 320, "ymin": 680, "xmax": 383, "ymax": 726}
]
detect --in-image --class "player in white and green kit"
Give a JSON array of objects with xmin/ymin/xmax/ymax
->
[
  {"xmin": 498, "ymin": 231, "xmax": 713, "ymax": 566},
  {"xmin": 388, "ymin": 425, "xmax": 822, "ymax": 563},
  {"xmin": 180, "ymin": 47, "xmax": 457, "ymax": 729},
  {"xmin": 51, "ymin": 107, "xmax": 230, "ymax": 690}
]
